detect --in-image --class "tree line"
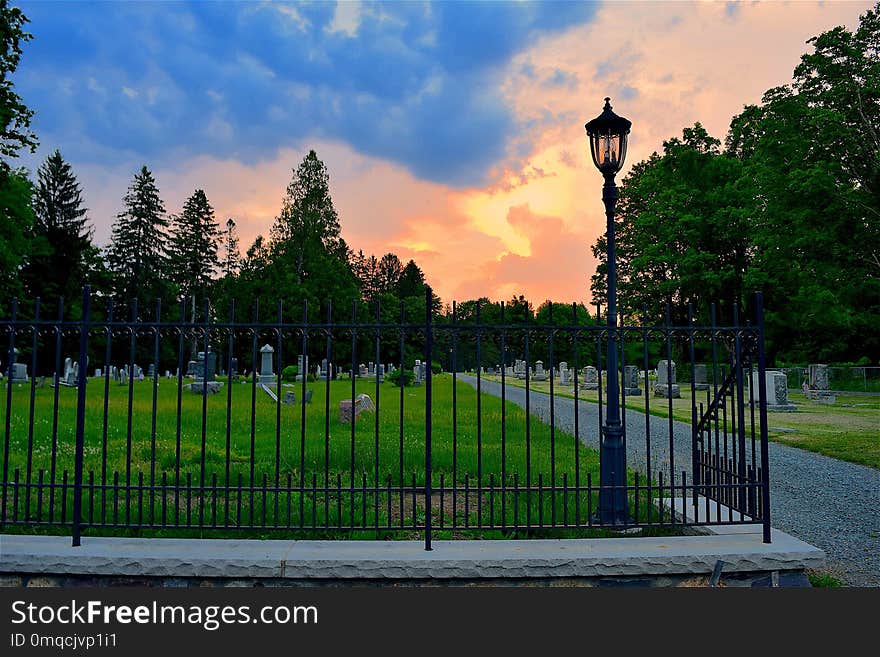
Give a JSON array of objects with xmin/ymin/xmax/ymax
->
[
  {"xmin": 590, "ymin": 4, "xmax": 879, "ymax": 364},
  {"xmin": 1, "ymin": 1, "xmax": 877, "ymax": 369}
]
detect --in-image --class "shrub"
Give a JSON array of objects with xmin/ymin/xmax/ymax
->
[
  {"xmin": 431, "ymin": 361, "xmax": 442, "ymax": 374},
  {"xmin": 387, "ymin": 368, "xmax": 414, "ymax": 387},
  {"xmin": 281, "ymin": 365, "xmax": 298, "ymax": 382},
  {"xmin": 307, "ymin": 372, "xmax": 317, "ymax": 383}
]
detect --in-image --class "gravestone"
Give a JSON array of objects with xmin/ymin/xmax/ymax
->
[
  {"xmin": 515, "ymin": 359, "xmax": 526, "ymax": 379},
  {"xmin": 320, "ymin": 359, "xmax": 329, "ymax": 381},
  {"xmin": 413, "ymin": 360, "xmax": 424, "ymax": 386},
  {"xmin": 505, "ymin": 366, "xmax": 514, "ymax": 377},
  {"xmin": 807, "ymin": 364, "xmax": 835, "ymax": 403},
  {"xmin": 654, "ymin": 360, "xmax": 681, "ymax": 398},
  {"xmin": 296, "ymin": 355, "xmax": 308, "ymax": 382},
  {"xmin": 230, "ymin": 358, "xmax": 239, "ymax": 377},
  {"xmin": 368, "ymin": 362, "xmax": 375, "ymax": 378},
  {"xmin": 283, "ymin": 391, "xmax": 296, "ymax": 405},
  {"xmin": 560, "ymin": 362, "xmax": 571, "ymax": 386},
  {"xmin": 533, "ymin": 360, "xmax": 548, "ymax": 381},
  {"xmin": 62, "ymin": 357, "xmax": 75, "ymax": 386},
  {"xmin": 622, "ymin": 365, "xmax": 640, "ymax": 396},
  {"xmin": 10, "ymin": 362, "xmax": 28, "ymax": 383},
  {"xmin": 359, "ymin": 363, "xmax": 367, "ymax": 378},
  {"xmin": 750, "ymin": 370, "xmax": 797, "ymax": 412},
  {"xmin": 259, "ymin": 345, "xmax": 275, "ymax": 384},
  {"xmin": 148, "ymin": 363, "xmax": 156, "ymax": 378},
  {"xmin": 339, "ymin": 393, "xmax": 375, "ymax": 423},
  {"xmin": 186, "ymin": 360, "xmax": 198, "ymax": 376},
  {"xmin": 377, "ymin": 364, "xmax": 385, "ymax": 382},
  {"xmin": 693, "ymin": 364, "xmax": 709, "ymax": 391},
  {"xmin": 94, "ymin": 368, "xmax": 102, "ymax": 378},
  {"xmin": 582, "ymin": 366, "xmax": 599, "ymax": 390}
]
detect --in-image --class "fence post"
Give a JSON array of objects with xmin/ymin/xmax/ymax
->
[
  {"xmin": 424, "ymin": 286, "xmax": 433, "ymax": 551},
  {"xmin": 72, "ymin": 285, "xmax": 91, "ymax": 547},
  {"xmin": 754, "ymin": 292, "xmax": 772, "ymax": 543},
  {"xmin": 1, "ymin": 298, "xmax": 18, "ymax": 527}
]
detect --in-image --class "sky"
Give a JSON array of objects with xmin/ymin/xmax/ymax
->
[{"xmin": 11, "ymin": 0, "xmax": 875, "ymax": 305}]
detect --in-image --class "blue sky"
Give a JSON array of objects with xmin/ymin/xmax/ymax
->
[
  {"xmin": 11, "ymin": 1, "xmax": 872, "ymax": 303},
  {"xmin": 18, "ymin": 0, "xmax": 599, "ymax": 187}
]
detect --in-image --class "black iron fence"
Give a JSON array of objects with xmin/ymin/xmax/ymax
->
[{"xmin": 1, "ymin": 288, "xmax": 771, "ymax": 548}]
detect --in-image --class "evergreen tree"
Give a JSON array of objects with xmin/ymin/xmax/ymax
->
[
  {"xmin": 167, "ymin": 188, "xmax": 220, "ymax": 301},
  {"xmin": 266, "ymin": 149, "xmax": 359, "ymax": 316},
  {"xmin": 221, "ymin": 217, "xmax": 240, "ymax": 278},
  {"xmin": 396, "ymin": 259, "xmax": 427, "ymax": 298},
  {"xmin": 22, "ymin": 150, "xmax": 96, "ymax": 301},
  {"xmin": 106, "ymin": 165, "xmax": 168, "ymax": 305},
  {"xmin": 270, "ymin": 149, "xmax": 346, "ymax": 285}
]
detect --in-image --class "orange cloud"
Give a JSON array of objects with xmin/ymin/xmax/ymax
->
[{"xmin": 75, "ymin": 1, "xmax": 872, "ymax": 309}]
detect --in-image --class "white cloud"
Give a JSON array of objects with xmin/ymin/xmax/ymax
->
[{"xmin": 326, "ymin": 1, "xmax": 362, "ymax": 37}]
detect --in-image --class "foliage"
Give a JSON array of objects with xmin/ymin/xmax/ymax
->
[
  {"xmin": 386, "ymin": 367, "xmax": 414, "ymax": 387},
  {"xmin": 590, "ymin": 4, "xmax": 880, "ymax": 363},
  {"xmin": 21, "ymin": 150, "xmax": 98, "ymax": 303},
  {"xmin": 167, "ymin": 188, "xmax": 220, "ymax": 302},
  {"xmin": 0, "ymin": 0, "xmax": 37, "ymax": 171},
  {"xmin": 106, "ymin": 166, "xmax": 170, "ymax": 308},
  {"xmin": 221, "ymin": 217, "xmax": 240, "ymax": 278},
  {"xmin": 0, "ymin": 166, "xmax": 31, "ymax": 308},
  {"xmin": 281, "ymin": 365, "xmax": 298, "ymax": 382}
]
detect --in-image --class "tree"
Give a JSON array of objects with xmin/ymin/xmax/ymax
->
[
  {"xmin": 396, "ymin": 259, "xmax": 427, "ymax": 298},
  {"xmin": 270, "ymin": 149, "xmax": 346, "ymax": 285},
  {"xmin": 591, "ymin": 124, "xmax": 752, "ymax": 325},
  {"xmin": 167, "ymin": 188, "xmax": 220, "ymax": 301},
  {"xmin": 21, "ymin": 150, "xmax": 96, "ymax": 302},
  {"xmin": 0, "ymin": 1, "xmax": 37, "ymax": 307},
  {"xmin": 0, "ymin": 0, "xmax": 37, "ymax": 172},
  {"xmin": 221, "ymin": 217, "xmax": 240, "ymax": 278},
  {"xmin": 106, "ymin": 166, "xmax": 169, "ymax": 306},
  {"xmin": 378, "ymin": 253, "xmax": 403, "ymax": 293},
  {"xmin": 266, "ymin": 149, "xmax": 359, "ymax": 318},
  {"xmin": 0, "ymin": 167, "xmax": 31, "ymax": 306}
]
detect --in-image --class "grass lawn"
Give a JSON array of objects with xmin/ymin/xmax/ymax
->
[
  {"xmin": 0, "ymin": 374, "xmax": 680, "ymax": 539},
  {"xmin": 482, "ymin": 375, "xmax": 880, "ymax": 470}
]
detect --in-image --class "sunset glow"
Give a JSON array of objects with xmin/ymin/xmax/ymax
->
[{"xmin": 14, "ymin": 0, "xmax": 873, "ymax": 305}]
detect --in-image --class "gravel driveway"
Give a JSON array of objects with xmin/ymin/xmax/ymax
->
[{"xmin": 462, "ymin": 375, "xmax": 880, "ymax": 587}]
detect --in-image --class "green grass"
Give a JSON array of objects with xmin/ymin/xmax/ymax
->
[
  {"xmin": 808, "ymin": 570, "xmax": 844, "ymax": 587},
  {"xmin": 483, "ymin": 375, "xmax": 880, "ymax": 470},
  {"xmin": 0, "ymin": 375, "xmax": 677, "ymax": 539}
]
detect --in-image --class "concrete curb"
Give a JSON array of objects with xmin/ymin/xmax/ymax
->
[{"xmin": 1, "ymin": 530, "xmax": 824, "ymax": 582}]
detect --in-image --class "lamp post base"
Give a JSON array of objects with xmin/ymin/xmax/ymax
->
[{"xmin": 597, "ymin": 422, "xmax": 630, "ymax": 525}]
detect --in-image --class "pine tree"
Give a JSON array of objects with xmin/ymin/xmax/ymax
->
[
  {"xmin": 221, "ymin": 217, "xmax": 240, "ymax": 278},
  {"xmin": 167, "ymin": 188, "xmax": 220, "ymax": 301},
  {"xmin": 106, "ymin": 165, "xmax": 168, "ymax": 304},
  {"xmin": 270, "ymin": 149, "xmax": 346, "ymax": 285},
  {"xmin": 22, "ymin": 150, "xmax": 95, "ymax": 301}
]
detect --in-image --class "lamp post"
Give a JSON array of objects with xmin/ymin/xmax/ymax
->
[{"xmin": 585, "ymin": 97, "xmax": 631, "ymax": 524}]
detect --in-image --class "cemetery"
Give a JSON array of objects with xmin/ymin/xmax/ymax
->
[{"xmin": 1, "ymin": 2, "xmax": 878, "ymax": 594}]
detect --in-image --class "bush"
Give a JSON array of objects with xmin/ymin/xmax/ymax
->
[
  {"xmin": 281, "ymin": 365, "xmax": 298, "ymax": 382},
  {"xmin": 307, "ymin": 372, "xmax": 317, "ymax": 383},
  {"xmin": 431, "ymin": 361, "xmax": 442, "ymax": 374},
  {"xmin": 387, "ymin": 368, "xmax": 414, "ymax": 387}
]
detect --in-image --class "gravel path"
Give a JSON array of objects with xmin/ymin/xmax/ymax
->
[{"xmin": 462, "ymin": 375, "xmax": 880, "ymax": 587}]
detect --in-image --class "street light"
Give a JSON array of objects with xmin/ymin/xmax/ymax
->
[{"xmin": 585, "ymin": 97, "xmax": 631, "ymax": 524}]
